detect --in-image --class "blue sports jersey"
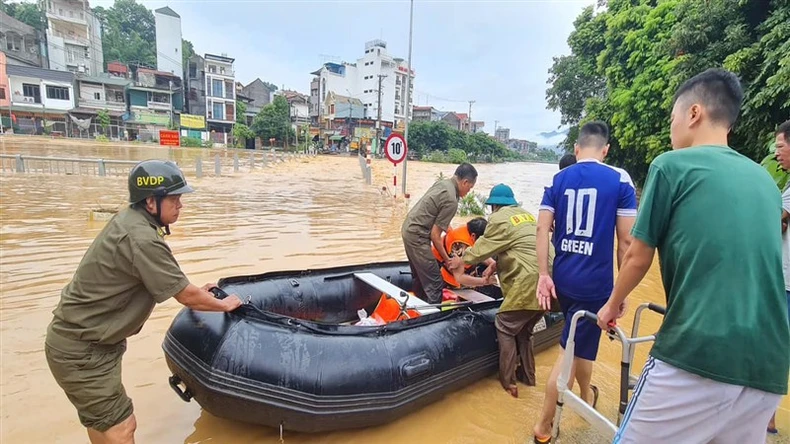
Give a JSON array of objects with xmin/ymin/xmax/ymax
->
[{"xmin": 540, "ymin": 159, "xmax": 638, "ymax": 300}]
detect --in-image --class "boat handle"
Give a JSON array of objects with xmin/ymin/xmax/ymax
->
[
  {"xmin": 169, "ymin": 375, "xmax": 193, "ymax": 402},
  {"xmin": 402, "ymin": 357, "xmax": 432, "ymax": 379},
  {"xmin": 290, "ymin": 279, "xmax": 299, "ymax": 287}
]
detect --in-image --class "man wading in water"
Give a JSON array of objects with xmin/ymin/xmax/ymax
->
[
  {"xmin": 401, "ymin": 163, "xmax": 477, "ymax": 303},
  {"xmin": 45, "ymin": 160, "xmax": 242, "ymax": 444},
  {"xmin": 596, "ymin": 68, "xmax": 789, "ymax": 443}
]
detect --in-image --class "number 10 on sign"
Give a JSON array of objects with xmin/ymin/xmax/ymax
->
[{"xmin": 384, "ymin": 134, "xmax": 407, "ymax": 198}]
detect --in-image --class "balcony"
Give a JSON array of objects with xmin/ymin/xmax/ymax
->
[
  {"xmin": 148, "ymin": 101, "xmax": 172, "ymax": 111},
  {"xmin": 79, "ymin": 98, "xmax": 126, "ymax": 111},
  {"xmin": 46, "ymin": 7, "xmax": 88, "ymax": 26},
  {"xmin": 12, "ymin": 93, "xmax": 42, "ymax": 105}
]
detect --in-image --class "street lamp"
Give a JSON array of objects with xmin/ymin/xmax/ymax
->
[{"xmin": 402, "ymin": 0, "xmax": 414, "ymax": 195}]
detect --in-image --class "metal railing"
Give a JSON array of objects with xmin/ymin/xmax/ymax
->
[{"xmin": 0, "ymin": 151, "xmax": 318, "ymax": 178}]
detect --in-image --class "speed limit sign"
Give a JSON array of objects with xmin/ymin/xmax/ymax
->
[{"xmin": 384, "ymin": 133, "xmax": 408, "ymax": 165}]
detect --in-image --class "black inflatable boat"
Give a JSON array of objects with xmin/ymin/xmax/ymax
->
[{"xmin": 162, "ymin": 261, "xmax": 564, "ymax": 433}]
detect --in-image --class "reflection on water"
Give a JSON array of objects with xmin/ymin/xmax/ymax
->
[{"xmin": 1, "ymin": 137, "xmax": 786, "ymax": 443}]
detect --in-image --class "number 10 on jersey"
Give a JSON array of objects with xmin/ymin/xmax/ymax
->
[{"xmin": 564, "ymin": 188, "xmax": 597, "ymax": 237}]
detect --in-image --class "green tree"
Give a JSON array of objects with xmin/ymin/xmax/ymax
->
[
  {"xmin": 182, "ymin": 39, "xmax": 194, "ymax": 71},
  {"xmin": 406, "ymin": 121, "xmax": 525, "ymax": 163},
  {"xmin": 93, "ymin": 0, "xmax": 156, "ymax": 67},
  {"xmin": 97, "ymin": 109, "xmax": 111, "ymax": 136},
  {"xmin": 251, "ymin": 96, "xmax": 294, "ymax": 147},
  {"xmin": 546, "ymin": 0, "xmax": 790, "ymax": 186},
  {"xmin": 1, "ymin": 0, "xmax": 43, "ymax": 28}
]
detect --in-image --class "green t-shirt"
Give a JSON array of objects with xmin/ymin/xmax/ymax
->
[{"xmin": 633, "ymin": 145, "xmax": 789, "ymax": 395}]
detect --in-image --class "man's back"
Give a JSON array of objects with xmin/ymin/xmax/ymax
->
[
  {"xmin": 540, "ymin": 159, "xmax": 637, "ymax": 300},
  {"xmin": 635, "ymin": 145, "xmax": 789, "ymax": 394}
]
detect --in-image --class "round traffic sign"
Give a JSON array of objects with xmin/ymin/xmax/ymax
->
[{"xmin": 384, "ymin": 133, "xmax": 408, "ymax": 165}]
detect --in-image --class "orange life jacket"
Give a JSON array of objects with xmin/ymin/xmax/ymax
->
[{"xmin": 431, "ymin": 226, "xmax": 475, "ymax": 288}]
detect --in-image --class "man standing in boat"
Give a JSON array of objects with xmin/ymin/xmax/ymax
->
[
  {"xmin": 44, "ymin": 160, "xmax": 243, "ymax": 444},
  {"xmin": 449, "ymin": 184, "xmax": 549, "ymax": 398},
  {"xmin": 532, "ymin": 121, "xmax": 638, "ymax": 443},
  {"xmin": 402, "ymin": 163, "xmax": 478, "ymax": 304},
  {"xmin": 596, "ymin": 69, "xmax": 789, "ymax": 443}
]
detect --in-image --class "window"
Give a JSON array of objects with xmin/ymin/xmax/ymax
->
[
  {"xmin": 208, "ymin": 65, "xmax": 217, "ymax": 73},
  {"xmin": 212, "ymin": 79, "xmax": 223, "ymax": 97},
  {"xmin": 0, "ymin": 88, "xmax": 5, "ymax": 100},
  {"xmin": 22, "ymin": 84, "xmax": 41, "ymax": 103},
  {"xmin": 220, "ymin": 66, "xmax": 225, "ymax": 74},
  {"xmin": 6, "ymin": 33, "xmax": 21, "ymax": 51},
  {"xmin": 47, "ymin": 86, "xmax": 70, "ymax": 101},
  {"xmin": 115, "ymin": 91, "xmax": 124, "ymax": 102},
  {"xmin": 189, "ymin": 63, "xmax": 197, "ymax": 78},
  {"xmin": 212, "ymin": 102, "xmax": 224, "ymax": 119},
  {"xmin": 94, "ymin": 92, "xmax": 101, "ymax": 100}
]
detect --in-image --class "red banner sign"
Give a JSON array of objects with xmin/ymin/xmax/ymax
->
[{"xmin": 159, "ymin": 130, "xmax": 180, "ymax": 147}]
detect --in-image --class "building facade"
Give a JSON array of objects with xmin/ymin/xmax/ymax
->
[
  {"xmin": 123, "ymin": 67, "xmax": 183, "ymax": 142},
  {"xmin": 203, "ymin": 54, "xmax": 235, "ymax": 141},
  {"xmin": 309, "ymin": 40, "xmax": 414, "ymax": 132},
  {"xmin": 44, "ymin": 0, "xmax": 103, "ymax": 75},
  {"xmin": 70, "ymin": 73, "xmax": 131, "ymax": 139},
  {"xmin": 1, "ymin": 11, "xmax": 47, "ymax": 68},
  {"xmin": 154, "ymin": 7, "xmax": 182, "ymax": 79},
  {"xmin": 5, "ymin": 64, "xmax": 75, "ymax": 135},
  {"xmin": 412, "ymin": 106, "xmax": 442, "ymax": 122},
  {"xmin": 495, "ymin": 127, "xmax": 510, "ymax": 142}
]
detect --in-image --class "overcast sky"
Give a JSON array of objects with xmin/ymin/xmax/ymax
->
[{"xmin": 103, "ymin": 0, "xmax": 596, "ymax": 143}]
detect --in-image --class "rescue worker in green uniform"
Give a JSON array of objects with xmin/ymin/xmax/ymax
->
[
  {"xmin": 448, "ymin": 184, "xmax": 553, "ymax": 398},
  {"xmin": 401, "ymin": 163, "xmax": 478, "ymax": 303},
  {"xmin": 44, "ymin": 160, "xmax": 243, "ymax": 444}
]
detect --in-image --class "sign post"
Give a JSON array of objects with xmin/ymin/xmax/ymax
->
[{"xmin": 384, "ymin": 133, "xmax": 407, "ymax": 198}]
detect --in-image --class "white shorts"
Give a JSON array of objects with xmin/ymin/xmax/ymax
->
[{"xmin": 614, "ymin": 356, "xmax": 782, "ymax": 444}]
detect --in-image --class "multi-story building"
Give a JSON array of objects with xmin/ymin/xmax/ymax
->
[
  {"xmin": 278, "ymin": 90, "xmax": 310, "ymax": 128},
  {"xmin": 44, "ymin": 0, "xmax": 103, "ymax": 75},
  {"xmin": 122, "ymin": 66, "xmax": 183, "ymax": 142},
  {"xmin": 240, "ymin": 78, "xmax": 274, "ymax": 110},
  {"xmin": 0, "ymin": 11, "xmax": 47, "ymax": 68},
  {"xmin": 495, "ymin": 127, "xmax": 510, "ymax": 142},
  {"xmin": 412, "ymin": 106, "xmax": 443, "ymax": 122},
  {"xmin": 154, "ymin": 6, "xmax": 182, "ymax": 79},
  {"xmin": 70, "ymin": 73, "xmax": 131, "ymax": 139},
  {"xmin": 309, "ymin": 40, "xmax": 415, "ymax": 132},
  {"xmin": 507, "ymin": 139, "xmax": 538, "ymax": 153},
  {"xmin": 185, "ymin": 53, "xmax": 235, "ymax": 143},
  {"xmin": 5, "ymin": 64, "xmax": 74, "ymax": 135}
]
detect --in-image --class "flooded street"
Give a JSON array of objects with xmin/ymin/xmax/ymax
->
[{"xmin": 1, "ymin": 137, "xmax": 787, "ymax": 443}]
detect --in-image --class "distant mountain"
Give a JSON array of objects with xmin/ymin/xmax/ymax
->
[{"xmin": 538, "ymin": 129, "xmax": 570, "ymax": 139}]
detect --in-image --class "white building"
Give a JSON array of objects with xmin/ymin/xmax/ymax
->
[
  {"xmin": 203, "ymin": 53, "xmax": 235, "ymax": 142},
  {"xmin": 44, "ymin": 0, "xmax": 103, "ymax": 75},
  {"xmin": 6, "ymin": 64, "xmax": 75, "ymax": 135},
  {"xmin": 154, "ymin": 7, "xmax": 182, "ymax": 78},
  {"xmin": 310, "ymin": 39, "xmax": 414, "ymax": 129}
]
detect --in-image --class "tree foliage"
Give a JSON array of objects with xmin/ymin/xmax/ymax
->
[
  {"xmin": 547, "ymin": 0, "xmax": 790, "ymax": 185},
  {"xmin": 93, "ymin": 0, "xmax": 195, "ymax": 72},
  {"xmin": 1, "ymin": 0, "xmax": 43, "ymax": 28},
  {"xmin": 407, "ymin": 121, "xmax": 530, "ymax": 163},
  {"xmin": 251, "ymin": 96, "xmax": 294, "ymax": 146}
]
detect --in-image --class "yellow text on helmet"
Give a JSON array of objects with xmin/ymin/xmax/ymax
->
[{"xmin": 137, "ymin": 176, "xmax": 166, "ymax": 187}]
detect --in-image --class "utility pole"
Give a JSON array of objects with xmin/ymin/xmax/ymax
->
[
  {"xmin": 494, "ymin": 120, "xmax": 499, "ymax": 140},
  {"xmin": 402, "ymin": 0, "xmax": 414, "ymax": 195},
  {"xmin": 376, "ymin": 74, "xmax": 387, "ymax": 155},
  {"xmin": 468, "ymin": 100, "xmax": 475, "ymax": 133}
]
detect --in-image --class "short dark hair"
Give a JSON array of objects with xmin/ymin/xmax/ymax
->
[
  {"xmin": 454, "ymin": 163, "xmax": 478, "ymax": 181},
  {"xmin": 467, "ymin": 217, "xmax": 487, "ymax": 238},
  {"xmin": 776, "ymin": 120, "xmax": 790, "ymax": 142},
  {"xmin": 577, "ymin": 121, "xmax": 609, "ymax": 149},
  {"xmin": 673, "ymin": 68, "xmax": 744, "ymax": 128},
  {"xmin": 559, "ymin": 154, "xmax": 577, "ymax": 170}
]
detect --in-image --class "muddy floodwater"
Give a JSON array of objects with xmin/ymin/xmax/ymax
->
[{"xmin": 1, "ymin": 137, "xmax": 787, "ymax": 443}]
